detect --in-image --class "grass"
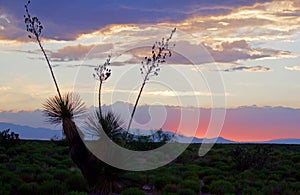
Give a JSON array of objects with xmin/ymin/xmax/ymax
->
[{"xmin": 1, "ymin": 140, "xmax": 300, "ymax": 194}]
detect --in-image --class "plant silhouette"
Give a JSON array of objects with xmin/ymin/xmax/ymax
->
[
  {"xmin": 93, "ymin": 55, "xmax": 111, "ymax": 119},
  {"xmin": 127, "ymin": 28, "xmax": 176, "ymax": 132},
  {"xmin": 24, "ymin": 0, "xmax": 62, "ymax": 102}
]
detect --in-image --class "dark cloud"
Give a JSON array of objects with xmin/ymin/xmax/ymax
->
[
  {"xmin": 223, "ymin": 65, "xmax": 271, "ymax": 72},
  {"xmin": 0, "ymin": 0, "xmax": 272, "ymax": 41}
]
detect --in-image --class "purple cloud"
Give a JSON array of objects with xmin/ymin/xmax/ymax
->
[{"xmin": 0, "ymin": 0, "xmax": 272, "ymax": 41}]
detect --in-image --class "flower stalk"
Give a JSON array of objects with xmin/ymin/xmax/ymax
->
[{"xmin": 127, "ymin": 28, "xmax": 176, "ymax": 132}]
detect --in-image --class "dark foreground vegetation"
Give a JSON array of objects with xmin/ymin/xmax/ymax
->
[{"xmin": 1, "ymin": 134, "xmax": 300, "ymax": 195}]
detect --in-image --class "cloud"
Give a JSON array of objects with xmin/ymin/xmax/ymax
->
[
  {"xmin": 0, "ymin": 86, "xmax": 11, "ymax": 91},
  {"xmin": 0, "ymin": 0, "xmax": 297, "ymax": 65},
  {"xmin": 223, "ymin": 65, "xmax": 271, "ymax": 72},
  {"xmin": 49, "ymin": 43, "xmax": 113, "ymax": 62},
  {"xmin": 0, "ymin": 0, "xmax": 272, "ymax": 41},
  {"xmin": 204, "ymin": 40, "xmax": 292, "ymax": 63},
  {"xmin": 285, "ymin": 66, "xmax": 300, "ymax": 71},
  {"xmin": 160, "ymin": 0, "xmax": 300, "ymax": 44}
]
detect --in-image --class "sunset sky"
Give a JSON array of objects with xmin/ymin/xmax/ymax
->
[{"xmin": 0, "ymin": 0, "xmax": 299, "ymax": 141}]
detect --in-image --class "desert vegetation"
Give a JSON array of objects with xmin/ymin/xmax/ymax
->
[{"xmin": 1, "ymin": 133, "xmax": 300, "ymax": 194}]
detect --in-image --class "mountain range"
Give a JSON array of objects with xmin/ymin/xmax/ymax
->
[{"xmin": 1, "ymin": 122, "xmax": 300, "ymax": 144}]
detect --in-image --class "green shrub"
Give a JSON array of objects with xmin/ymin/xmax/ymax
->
[
  {"xmin": 53, "ymin": 169, "xmax": 71, "ymax": 181},
  {"xmin": 201, "ymin": 185, "xmax": 210, "ymax": 193},
  {"xmin": 38, "ymin": 179, "xmax": 67, "ymax": 195},
  {"xmin": 163, "ymin": 184, "xmax": 178, "ymax": 193},
  {"xmin": 0, "ymin": 157, "xmax": 7, "ymax": 165},
  {"xmin": 210, "ymin": 180, "xmax": 235, "ymax": 194},
  {"xmin": 179, "ymin": 180, "xmax": 200, "ymax": 193},
  {"xmin": 242, "ymin": 186, "xmax": 261, "ymax": 194},
  {"xmin": 36, "ymin": 173, "xmax": 53, "ymax": 183},
  {"xmin": 121, "ymin": 187, "xmax": 145, "ymax": 195},
  {"xmin": 168, "ymin": 175, "xmax": 181, "ymax": 184},
  {"xmin": 18, "ymin": 182, "xmax": 38, "ymax": 195},
  {"xmin": 66, "ymin": 173, "xmax": 88, "ymax": 192},
  {"xmin": 66, "ymin": 191, "xmax": 87, "ymax": 195},
  {"xmin": 182, "ymin": 171, "xmax": 198, "ymax": 180},
  {"xmin": 178, "ymin": 188, "xmax": 196, "ymax": 195}
]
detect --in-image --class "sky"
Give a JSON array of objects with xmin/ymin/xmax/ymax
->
[{"xmin": 0, "ymin": 0, "xmax": 299, "ymax": 141}]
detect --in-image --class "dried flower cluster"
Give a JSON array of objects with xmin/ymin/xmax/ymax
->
[
  {"xmin": 93, "ymin": 55, "xmax": 111, "ymax": 82},
  {"xmin": 93, "ymin": 55, "xmax": 111, "ymax": 118},
  {"xmin": 140, "ymin": 28, "xmax": 176, "ymax": 80},
  {"xmin": 24, "ymin": 0, "xmax": 43, "ymax": 39}
]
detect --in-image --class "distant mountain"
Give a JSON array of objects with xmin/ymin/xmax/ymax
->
[
  {"xmin": 0, "ymin": 122, "xmax": 63, "ymax": 140},
  {"xmin": 262, "ymin": 138, "xmax": 300, "ymax": 145},
  {"xmin": 125, "ymin": 128, "xmax": 234, "ymax": 144},
  {"xmin": 1, "ymin": 122, "xmax": 299, "ymax": 144},
  {"xmin": 192, "ymin": 137, "xmax": 234, "ymax": 144}
]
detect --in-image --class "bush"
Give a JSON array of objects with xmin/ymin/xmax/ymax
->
[
  {"xmin": 182, "ymin": 171, "xmax": 198, "ymax": 180},
  {"xmin": 38, "ymin": 179, "xmax": 67, "ymax": 195},
  {"xmin": 53, "ymin": 169, "xmax": 71, "ymax": 181},
  {"xmin": 0, "ymin": 129, "xmax": 20, "ymax": 148},
  {"xmin": 178, "ymin": 188, "xmax": 196, "ymax": 195},
  {"xmin": 210, "ymin": 180, "xmax": 235, "ymax": 194},
  {"xmin": 18, "ymin": 182, "xmax": 38, "ymax": 195},
  {"xmin": 163, "ymin": 184, "xmax": 178, "ymax": 193},
  {"xmin": 121, "ymin": 187, "xmax": 145, "ymax": 195},
  {"xmin": 152, "ymin": 176, "xmax": 167, "ymax": 191},
  {"xmin": 179, "ymin": 180, "xmax": 200, "ymax": 193},
  {"xmin": 66, "ymin": 191, "xmax": 87, "ymax": 195},
  {"xmin": 65, "ymin": 173, "xmax": 88, "ymax": 192}
]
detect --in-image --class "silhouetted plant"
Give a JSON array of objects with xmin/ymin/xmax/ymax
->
[
  {"xmin": 0, "ymin": 129, "xmax": 20, "ymax": 148},
  {"xmin": 43, "ymin": 93, "xmax": 85, "ymax": 144},
  {"xmin": 127, "ymin": 28, "xmax": 176, "ymax": 132},
  {"xmin": 93, "ymin": 56, "xmax": 111, "ymax": 118},
  {"xmin": 24, "ymin": 0, "xmax": 62, "ymax": 101}
]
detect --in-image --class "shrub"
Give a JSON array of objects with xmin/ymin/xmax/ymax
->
[
  {"xmin": 65, "ymin": 173, "xmax": 88, "ymax": 192},
  {"xmin": 66, "ymin": 191, "xmax": 87, "ymax": 195},
  {"xmin": 152, "ymin": 176, "xmax": 167, "ymax": 191},
  {"xmin": 121, "ymin": 187, "xmax": 145, "ymax": 195},
  {"xmin": 53, "ymin": 169, "xmax": 71, "ymax": 181},
  {"xmin": 18, "ymin": 182, "xmax": 38, "ymax": 195},
  {"xmin": 178, "ymin": 188, "xmax": 197, "ymax": 195},
  {"xmin": 163, "ymin": 184, "xmax": 178, "ymax": 193},
  {"xmin": 38, "ymin": 179, "xmax": 67, "ymax": 195},
  {"xmin": 210, "ymin": 180, "xmax": 235, "ymax": 194},
  {"xmin": 0, "ymin": 129, "xmax": 20, "ymax": 148},
  {"xmin": 179, "ymin": 180, "xmax": 200, "ymax": 193},
  {"xmin": 36, "ymin": 173, "xmax": 53, "ymax": 183},
  {"xmin": 182, "ymin": 171, "xmax": 198, "ymax": 180}
]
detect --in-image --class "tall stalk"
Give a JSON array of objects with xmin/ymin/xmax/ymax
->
[
  {"xmin": 24, "ymin": 0, "xmax": 62, "ymax": 102},
  {"xmin": 93, "ymin": 56, "xmax": 111, "ymax": 119},
  {"xmin": 127, "ymin": 28, "xmax": 176, "ymax": 132}
]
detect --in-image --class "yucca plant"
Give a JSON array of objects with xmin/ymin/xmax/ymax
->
[
  {"xmin": 93, "ymin": 56, "xmax": 112, "ymax": 119},
  {"xmin": 24, "ymin": 1, "xmax": 105, "ymax": 192},
  {"xmin": 24, "ymin": 2, "xmax": 128, "ymax": 193},
  {"xmin": 43, "ymin": 93, "xmax": 85, "ymax": 144},
  {"xmin": 127, "ymin": 28, "xmax": 176, "ymax": 132}
]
